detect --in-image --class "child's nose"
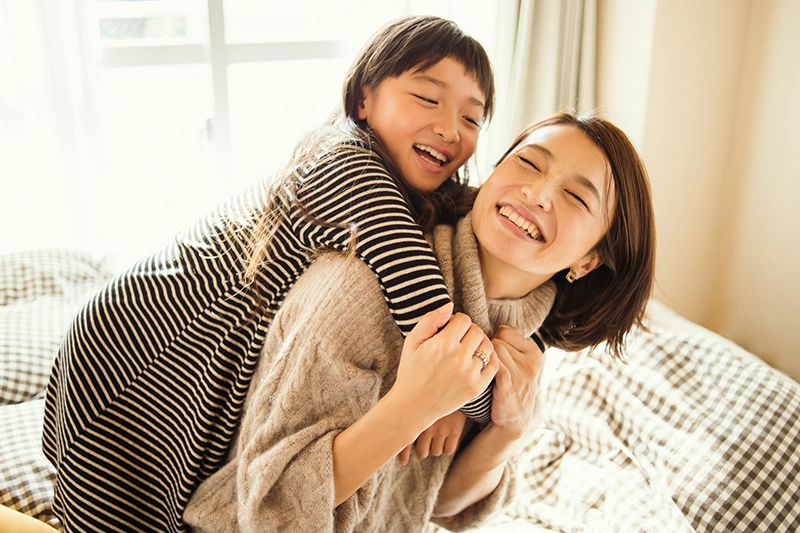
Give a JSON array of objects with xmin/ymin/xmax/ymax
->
[{"xmin": 433, "ymin": 112, "xmax": 460, "ymax": 143}]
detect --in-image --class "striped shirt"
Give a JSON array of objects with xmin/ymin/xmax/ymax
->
[{"xmin": 41, "ymin": 142, "xmax": 491, "ymax": 532}]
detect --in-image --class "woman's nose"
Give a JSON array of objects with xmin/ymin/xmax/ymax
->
[{"xmin": 522, "ymin": 179, "xmax": 553, "ymax": 211}]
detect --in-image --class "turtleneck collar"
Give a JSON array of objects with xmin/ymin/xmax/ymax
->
[{"xmin": 429, "ymin": 213, "xmax": 556, "ymax": 337}]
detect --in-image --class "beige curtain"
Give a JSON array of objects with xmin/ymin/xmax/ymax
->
[{"xmin": 486, "ymin": 0, "xmax": 597, "ymax": 165}]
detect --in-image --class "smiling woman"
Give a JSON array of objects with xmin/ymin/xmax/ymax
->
[{"xmin": 472, "ymin": 124, "xmax": 615, "ymax": 299}]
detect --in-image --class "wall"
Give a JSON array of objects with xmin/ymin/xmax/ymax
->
[
  {"xmin": 712, "ymin": 0, "xmax": 800, "ymax": 380},
  {"xmin": 596, "ymin": 0, "xmax": 800, "ymax": 381}
]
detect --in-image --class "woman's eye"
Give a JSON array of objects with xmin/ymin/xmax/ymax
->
[
  {"xmin": 519, "ymin": 156, "xmax": 540, "ymax": 171},
  {"xmin": 568, "ymin": 191, "xmax": 589, "ymax": 209}
]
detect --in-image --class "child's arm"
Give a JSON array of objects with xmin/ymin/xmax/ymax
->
[
  {"xmin": 296, "ymin": 144, "xmax": 493, "ymax": 424},
  {"xmin": 295, "ymin": 145, "xmax": 451, "ymax": 336},
  {"xmin": 398, "ymin": 410, "xmax": 467, "ymax": 466}
]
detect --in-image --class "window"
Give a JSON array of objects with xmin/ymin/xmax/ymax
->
[{"xmin": 1, "ymin": 0, "xmax": 500, "ymax": 267}]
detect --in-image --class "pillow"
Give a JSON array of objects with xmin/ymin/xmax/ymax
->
[
  {"xmin": 0, "ymin": 249, "xmax": 111, "ymax": 306},
  {"xmin": 0, "ymin": 249, "xmax": 112, "ymax": 405},
  {"xmin": 0, "ymin": 398, "xmax": 60, "ymax": 529}
]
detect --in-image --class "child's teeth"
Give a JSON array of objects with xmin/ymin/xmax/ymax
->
[{"xmin": 414, "ymin": 144, "xmax": 447, "ymax": 164}]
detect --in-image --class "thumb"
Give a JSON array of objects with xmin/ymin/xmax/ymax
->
[{"xmin": 406, "ymin": 302, "xmax": 453, "ymax": 349}]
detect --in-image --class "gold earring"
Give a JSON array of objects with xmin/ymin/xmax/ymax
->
[{"xmin": 566, "ymin": 269, "xmax": 577, "ymax": 283}]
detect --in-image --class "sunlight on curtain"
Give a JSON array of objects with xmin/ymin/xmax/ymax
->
[
  {"xmin": 488, "ymin": 0, "xmax": 597, "ymax": 164},
  {"xmin": 1, "ymin": 0, "xmax": 91, "ymax": 252}
]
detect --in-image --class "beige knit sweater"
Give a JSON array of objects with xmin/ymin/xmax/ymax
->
[{"xmin": 184, "ymin": 214, "xmax": 556, "ymax": 532}]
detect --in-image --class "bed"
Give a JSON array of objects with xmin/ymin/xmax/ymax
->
[{"xmin": 1, "ymin": 249, "xmax": 798, "ymax": 532}]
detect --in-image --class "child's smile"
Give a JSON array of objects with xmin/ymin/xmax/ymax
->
[{"xmin": 358, "ymin": 57, "xmax": 486, "ymax": 193}]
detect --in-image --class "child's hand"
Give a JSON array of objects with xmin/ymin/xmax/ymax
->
[{"xmin": 398, "ymin": 411, "xmax": 467, "ymax": 466}]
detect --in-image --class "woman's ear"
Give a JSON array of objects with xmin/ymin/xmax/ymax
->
[{"xmin": 571, "ymin": 251, "xmax": 603, "ymax": 280}]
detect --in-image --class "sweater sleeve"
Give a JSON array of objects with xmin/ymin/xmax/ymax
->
[
  {"xmin": 185, "ymin": 254, "xmax": 409, "ymax": 532},
  {"xmin": 293, "ymin": 144, "xmax": 452, "ymax": 335}
]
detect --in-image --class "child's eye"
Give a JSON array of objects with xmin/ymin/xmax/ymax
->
[
  {"xmin": 464, "ymin": 116, "xmax": 481, "ymax": 127},
  {"xmin": 414, "ymin": 94, "xmax": 437, "ymax": 105}
]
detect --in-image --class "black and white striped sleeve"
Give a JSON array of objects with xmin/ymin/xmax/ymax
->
[{"xmin": 294, "ymin": 146, "xmax": 452, "ymax": 336}]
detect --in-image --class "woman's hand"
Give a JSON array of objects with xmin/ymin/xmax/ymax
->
[
  {"xmin": 490, "ymin": 326, "xmax": 543, "ymax": 439},
  {"xmin": 432, "ymin": 326, "xmax": 543, "ymax": 520},
  {"xmin": 391, "ymin": 303, "xmax": 498, "ymax": 428},
  {"xmin": 332, "ymin": 304, "xmax": 496, "ymax": 506}
]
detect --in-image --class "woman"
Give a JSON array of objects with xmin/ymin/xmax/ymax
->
[{"xmin": 183, "ymin": 113, "xmax": 656, "ymax": 532}]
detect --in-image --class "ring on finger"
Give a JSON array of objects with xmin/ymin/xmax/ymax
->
[{"xmin": 472, "ymin": 348, "xmax": 490, "ymax": 370}]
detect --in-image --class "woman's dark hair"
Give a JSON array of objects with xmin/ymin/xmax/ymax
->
[{"xmin": 497, "ymin": 113, "xmax": 657, "ymax": 359}]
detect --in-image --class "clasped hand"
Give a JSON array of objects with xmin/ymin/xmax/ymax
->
[
  {"xmin": 392, "ymin": 303, "xmax": 497, "ymax": 429},
  {"xmin": 394, "ymin": 305, "xmax": 544, "ymax": 462}
]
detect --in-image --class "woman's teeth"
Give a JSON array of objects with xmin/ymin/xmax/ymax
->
[
  {"xmin": 414, "ymin": 144, "xmax": 448, "ymax": 166},
  {"xmin": 499, "ymin": 206, "xmax": 542, "ymax": 240}
]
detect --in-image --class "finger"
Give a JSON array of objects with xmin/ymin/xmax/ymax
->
[
  {"xmin": 429, "ymin": 435, "xmax": 445, "ymax": 457},
  {"xmin": 399, "ymin": 443, "xmax": 412, "ymax": 466},
  {"xmin": 494, "ymin": 325, "xmax": 537, "ymax": 354},
  {"xmin": 443, "ymin": 434, "xmax": 459, "ymax": 456},
  {"xmin": 472, "ymin": 337, "xmax": 497, "ymax": 372},
  {"xmin": 406, "ymin": 303, "xmax": 454, "ymax": 350},
  {"xmin": 415, "ymin": 432, "xmax": 432, "ymax": 460},
  {"xmin": 492, "ymin": 344, "xmax": 512, "ymax": 382}
]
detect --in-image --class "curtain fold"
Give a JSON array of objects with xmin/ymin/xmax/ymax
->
[{"xmin": 487, "ymin": 0, "xmax": 597, "ymax": 165}]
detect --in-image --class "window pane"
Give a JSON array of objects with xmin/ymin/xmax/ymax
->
[
  {"xmin": 99, "ymin": 17, "xmax": 187, "ymax": 40},
  {"xmin": 223, "ymin": 0, "xmax": 406, "ymax": 45},
  {"xmin": 95, "ymin": 0, "xmax": 206, "ymax": 45},
  {"xmin": 89, "ymin": 64, "xmax": 221, "ymax": 266},
  {"xmin": 226, "ymin": 57, "xmax": 351, "ymax": 189}
]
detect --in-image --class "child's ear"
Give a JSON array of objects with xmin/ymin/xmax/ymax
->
[{"xmin": 357, "ymin": 87, "xmax": 372, "ymax": 121}]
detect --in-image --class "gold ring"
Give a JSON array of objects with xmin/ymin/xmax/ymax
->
[{"xmin": 472, "ymin": 349, "xmax": 489, "ymax": 370}]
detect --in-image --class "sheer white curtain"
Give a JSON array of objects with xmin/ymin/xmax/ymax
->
[
  {"xmin": 1, "ymin": 0, "xmax": 590, "ymax": 266},
  {"xmin": 486, "ymin": 0, "xmax": 597, "ymax": 166},
  {"xmin": 1, "ymin": 0, "xmax": 95, "ymax": 252}
]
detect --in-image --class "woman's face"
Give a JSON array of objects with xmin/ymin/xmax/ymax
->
[{"xmin": 472, "ymin": 124, "xmax": 616, "ymax": 299}]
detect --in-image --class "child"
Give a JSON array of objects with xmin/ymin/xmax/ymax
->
[{"xmin": 43, "ymin": 15, "xmax": 497, "ymax": 532}]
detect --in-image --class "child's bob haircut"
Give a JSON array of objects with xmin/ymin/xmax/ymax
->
[{"xmin": 343, "ymin": 15, "xmax": 495, "ymax": 126}]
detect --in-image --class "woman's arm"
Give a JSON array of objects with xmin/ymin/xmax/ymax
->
[
  {"xmin": 186, "ymin": 256, "xmax": 497, "ymax": 532},
  {"xmin": 332, "ymin": 307, "xmax": 497, "ymax": 505},
  {"xmin": 433, "ymin": 325, "xmax": 543, "ymax": 520}
]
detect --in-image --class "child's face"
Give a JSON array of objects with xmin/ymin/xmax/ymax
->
[
  {"xmin": 471, "ymin": 124, "xmax": 616, "ymax": 299},
  {"xmin": 357, "ymin": 57, "xmax": 486, "ymax": 192}
]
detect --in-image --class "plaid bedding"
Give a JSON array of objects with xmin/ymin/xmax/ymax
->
[
  {"xmin": 1, "ymin": 249, "xmax": 799, "ymax": 532},
  {"xmin": 502, "ymin": 315, "xmax": 800, "ymax": 533},
  {"xmin": 0, "ymin": 249, "xmax": 111, "ymax": 529}
]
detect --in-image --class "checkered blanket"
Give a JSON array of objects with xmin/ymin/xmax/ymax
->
[
  {"xmin": 0, "ymin": 249, "xmax": 112, "ymax": 528},
  {"xmin": 2, "ymin": 250, "xmax": 798, "ymax": 532},
  {"xmin": 481, "ymin": 308, "xmax": 800, "ymax": 533}
]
